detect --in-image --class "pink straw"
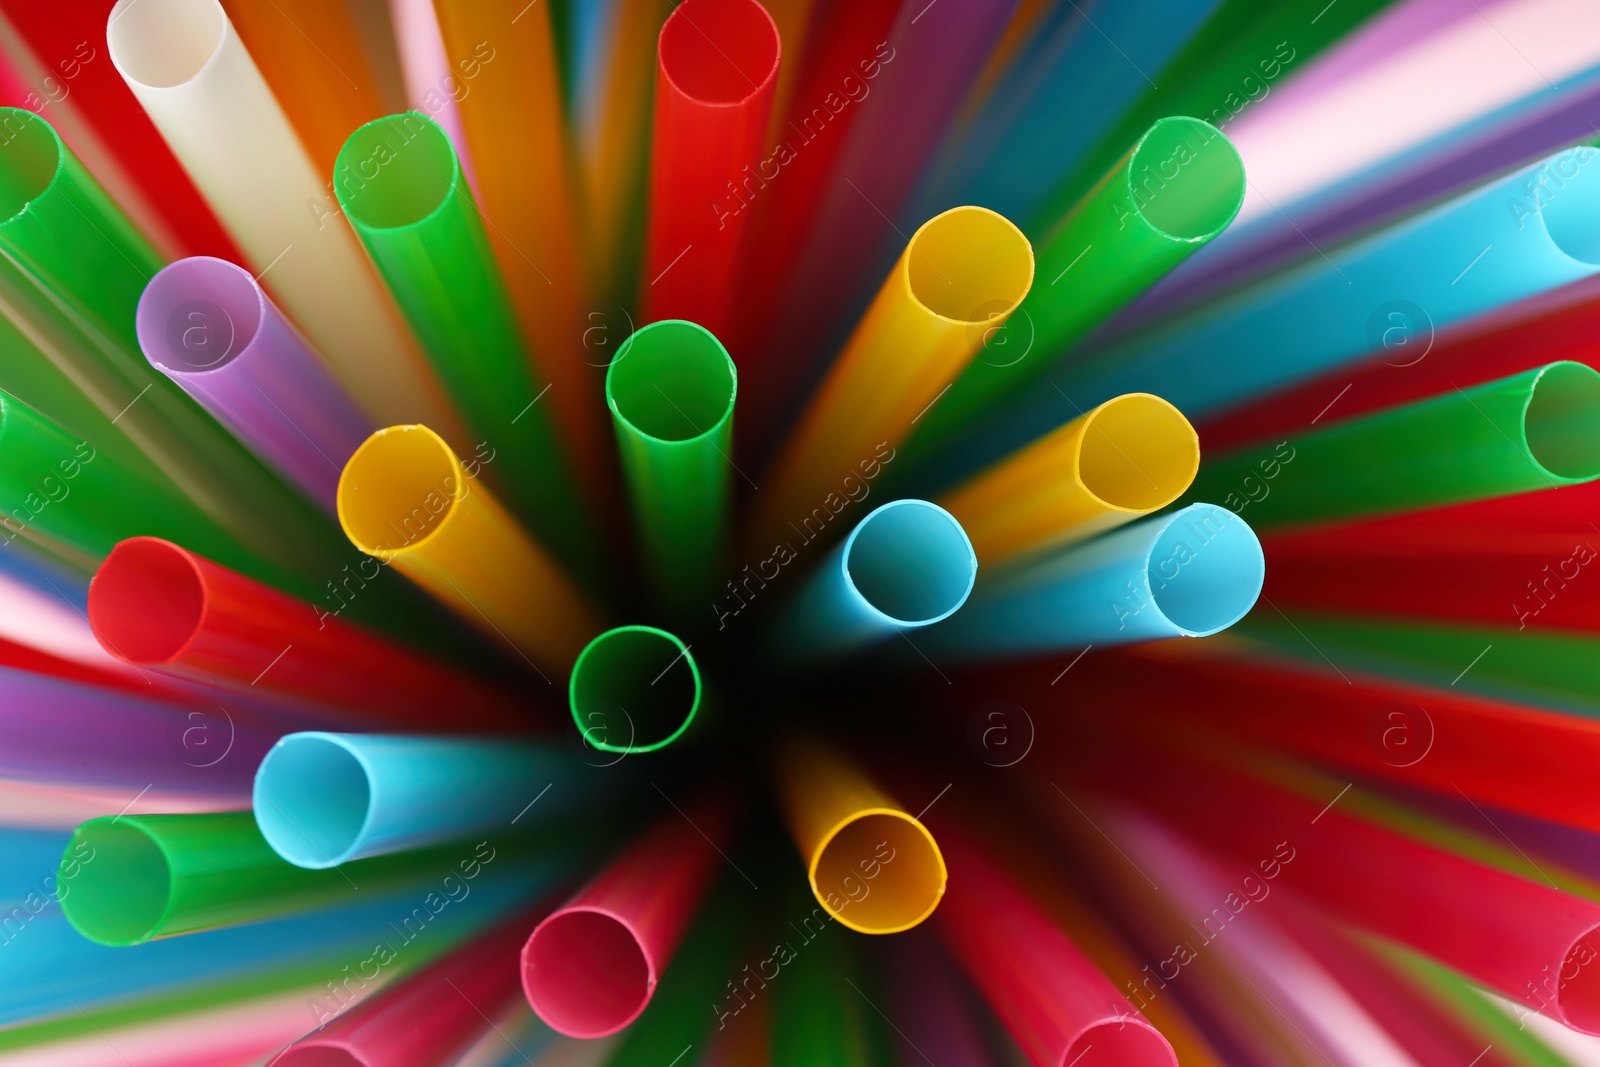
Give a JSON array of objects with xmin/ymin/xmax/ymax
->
[{"xmin": 522, "ymin": 804, "xmax": 731, "ymax": 1038}]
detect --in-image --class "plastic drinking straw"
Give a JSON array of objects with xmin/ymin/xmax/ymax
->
[
  {"xmin": 0, "ymin": 2, "xmax": 240, "ymax": 261},
  {"xmin": 88, "ymin": 537, "xmax": 527, "ymax": 726},
  {"xmin": 770, "ymin": 904, "xmax": 891, "ymax": 1067},
  {"xmin": 337, "ymin": 425, "xmax": 603, "ymax": 671},
  {"xmin": 1239, "ymin": 611, "xmax": 1600, "ymax": 718},
  {"xmin": 884, "ymin": 932, "xmax": 1002, "ymax": 1066},
  {"xmin": 59, "ymin": 810, "xmax": 568, "ymax": 947},
  {"xmin": 274, "ymin": 905, "xmax": 546, "ymax": 1067},
  {"xmin": 753, "ymin": 206, "xmax": 1033, "ymax": 545},
  {"xmin": 387, "ymin": 0, "xmax": 475, "ymax": 185},
  {"xmin": 1076, "ymin": 737, "xmax": 1600, "ymax": 1036},
  {"xmin": 607, "ymin": 320, "xmax": 737, "ymax": 614},
  {"xmin": 641, "ymin": 0, "xmax": 780, "ymax": 337},
  {"xmin": 333, "ymin": 112, "xmax": 596, "ymax": 573},
  {"xmin": 217, "ymin": 0, "xmax": 385, "ymax": 176},
  {"xmin": 135, "ymin": 257, "xmax": 371, "ymax": 512},
  {"xmin": 926, "ymin": 503, "xmax": 1263, "ymax": 659},
  {"xmin": 1188, "ymin": 361, "xmax": 1600, "ymax": 529},
  {"xmin": 569, "ymin": 625, "xmax": 701, "ymax": 754},
  {"xmin": 774, "ymin": 738, "xmax": 946, "ymax": 934},
  {"xmin": 932, "ymin": 824, "xmax": 1177, "ymax": 1067},
  {"xmin": 433, "ymin": 0, "xmax": 609, "ymax": 491},
  {"xmin": 906, "ymin": 118, "xmax": 1244, "ymax": 461},
  {"xmin": 605, "ymin": 879, "xmax": 747, "ymax": 1067},
  {"xmin": 938, "ymin": 393, "xmax": 1198, "ymax": 567},
  {"xmin": 104, "ymin": 0, "xmax": 457, "ymax": 435},
  {"xmin": 920, "ymin": 0, "xmax": 1227, "ymax": 231},
  {"xmin": 1048, "ymin": 144, "xmax": 1600, "ymax": 426},
  {"xmin": 521, "ymin": 804, "xmax": 731, "ymax": 1037},
  {"xmin": 255, "ymin": 732, "xmax": 573, "ymax": 869},
  {"xmin": 774, "ymin": 499, "xmax": 976, "ymax": 658}
]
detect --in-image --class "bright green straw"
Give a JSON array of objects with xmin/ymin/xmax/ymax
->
[
  {"xmin": 1028, "ymin": 0, "xmax": 1396, "ymax": 233},
  {"xmin": 0, "ymin": 107, "xmax": 343, "ymax": 579},
  {"xmin": 605, "ymin": 319, "xmax": 736, "ymax": 616},
  {"xmin": 1189, "ymin": 361, "xmax": 1600, "ymax": 529},
  {"xmin": 770, "ymin": 907, "xmax": 889, "ymax": 1067},
  {"xmin": 333, "ymin": 111, "xmax": 596, "ymax": 578},
  {"xmin": 570, "ymin": 625, "xmax": 703, "ymax": 754},
  {"xmin": 908, "ymin": 117, "xmax": 1243, "ymax": 455}
]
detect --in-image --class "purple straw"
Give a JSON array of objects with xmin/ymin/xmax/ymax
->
[{"xmin": 135, "ymin": 257, "xmax": 372, "ymax": 512}]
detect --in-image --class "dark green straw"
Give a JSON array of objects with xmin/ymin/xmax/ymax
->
[
  {"xmin": 605, "ymin": 319, "xmax": 736, "ymax": 616},
  {"xmin": 570, "ymin": 625, "xmax": 703, "ymax": 754}
]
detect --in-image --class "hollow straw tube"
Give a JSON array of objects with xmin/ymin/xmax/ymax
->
[
  {"xmin": 884, "ymin": 932, "xmax": 1003, "ymax": 1067},
  {"xmin": 933, "ymin": 825, "xmax": 1177, "ymax": 1067},
  {"xmin": 254, "ymin": 732, "xmax": 570, "ymax": 869},
  {"xmin": 775, "ymin": 499, "xmax": 976, "ymax": 658},
  {"xmin": 568, "ymin": 626, "xmax": 702, "ymax": 754},
  {"xmin": 753, "ymin": 206, "xmax": 1034, "ymax": 546},
  {"xmin": 1055, "ymin": 143, "xmax": 1600, "ymax": 422},
  {"xmin": 521, "ymin": 805, "xmax": 731, "ymax": 1037},
  {"xmin": 388, "ymin": 0, "xmax": 476, "ymax": 187},
  {"xmin": 433, "ymin": 0, "xmax": 608, "ymax": 489},
  {"xmin": 333, "ymin": 112, "xmax": 595, "ymax": 573},
  {"xmin": 938, "ymin": 393, "xmax": 1198, "ymax": 567},
  {"xmin": 926, "ymin": 503, "xmax": 1263, "ymax": 659},
  {"xmin": 87, "ymin": 537, "xmax": 528, "ymax": 727},
  {"xmin": 135, "ymin": 257, "xmax": 370, "ymax": 511},
  {"xmin": 770, "ymin": 903, "xmax": 889, "ymax": 1067},
  {"xmin": 56, "ymin": 812, "xmax": 531, "ymax": 946},
  {"xmin": 1188, "ymin": 361, "xmax": 1600, "ymax": 529},
  {"xmin": 907, "ymin": 118, "xmax": 1244, "ymax": 456},
  {"xmin": 641, "ymin": 0, "xmax": 780, "ymax": 336},
  {"xmin": 274, "ymin": 905, "xmax": 546, "ymax": 1067},
  {"xmin": 607, "ymin": 321, "xmax": 737, "ymax": 614},
  {"xmin": 337, "ymin": 425, "xmax": 603, "ymax": 671},
  {"xmin": 217, "ymin": 0, "xmax": 385, "ymax": 176},
  {"xmin": 104, "ymin": 0, "xmax": 456, "ymax": 433},
  {"xmin": 775, "ymin": 739, "xmax": 946, "ymax": 934}
]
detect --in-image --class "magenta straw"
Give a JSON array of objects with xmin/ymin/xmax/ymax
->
[{"xmin": 135, "ymin": 257, "xmax": 372, "ymax": 511}]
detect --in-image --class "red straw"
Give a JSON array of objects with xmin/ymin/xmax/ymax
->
[
  {"xmin": 275, "ymin": 905, "xmax": 546, "ymax": 1067},
  {"xmin": 87, "ymin": 537, "xmax": 529, "ymax": 729},
  {"xmin": 1, "ymin": 0, "xmax": 242, "ymax": 260},
  {"xmin": 522, "ymin": 803, "xmax": 731, "ymax": 1038},
  {"xmin": 641, "ymin": 0, "xmax": 779, "ymax": 337},
  {"xmin": 931, "ymin": 823, "xmax": 1177, "ymax": 1067}
]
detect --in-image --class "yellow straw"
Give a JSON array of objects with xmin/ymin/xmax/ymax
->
[
  {"xmin": 753, "ymin": 205, "xmax": 1032, "ymax": 547},
  {"xmin": 337, "ymin": 425, "xmax": 602, "ymax": 671},
  {"xmin": 433, "ymin": 0, "xmax": 608, "ymax": 490},
  {"xmin": 776, "ymin": 739, "xmax": 947, "ymax": 935},
  {"xmin": 940, "ymin": 393, "xmax": 1199, "ymax": 567}
]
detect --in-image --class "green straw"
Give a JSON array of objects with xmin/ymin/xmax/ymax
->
[
  {"xmin": 333, "ymin": 111, "xmax": 596, "ymax": 578},
  {"xmin": 1188, "ymin": 361, "xmax": 1600, "ymax": 529},
  {"xmin": 908, "ymin": 118, "xmax": 1243, "ymax": 455},
  {"xmin": 770, "ymin": 904, "xmax": 888, "ymax": 1067},
  {"xmin": 0, "ymin": 108, "xmax": 349, "ymax": 580},
  {"xmin": 605, "ymin": 319, "xmax": 736, "ymax": 615},
  {"xmin": 1028, "ymin": 0, "xmax": 1396, "ymax": 233},
  {"xmin": 570, "ymin": 625, "xmax": 703, "ymax": 754}
]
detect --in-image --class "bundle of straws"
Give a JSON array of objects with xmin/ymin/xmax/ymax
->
[{"xmin": 4, "ymin": 0, "xmax": 1600, "ymax": 1063}]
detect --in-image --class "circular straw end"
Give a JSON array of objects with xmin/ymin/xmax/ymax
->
[
  {"xmin": 522, "ymin": 908, "xmax": 653, "ymax": 1038},
  {"xmin": 253, "ymin": 733, "xmax": 373, "ymax": 869},
  {"xmin": 811, "ymin": 809, "xmax": 946, "ymax": 934}
]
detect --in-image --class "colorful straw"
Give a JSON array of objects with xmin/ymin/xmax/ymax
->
[{"xmin": 568, "ymin": 625, "xmax": 702, "ymax": 754}]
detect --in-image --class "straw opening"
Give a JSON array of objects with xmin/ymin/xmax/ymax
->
[
  {"xmin": 0, "ymin": 109, "xmax": 61, "ymax": 225},
  {"xmin": 1144, "ymin": 505, "xmax": 1264, "ymax": 637},
  {"xmin": 1063, "ymin": 1019, "xmax": 1178, "ymax": 1067},
  {"xmin": 1523, "ymin": 362, "xmax": 1600, "ymax": 481},
  {"xmin": 607, "ymin": 320, "xmax": 737, "ymax": 443},
  {"xmin": 658, "ymin": 0, "xmax": 780, "ymax": 107},
  {"xmin": 1078, "ymin": 395, "xmax": 1199, "ymax": 512},
  {"xmin": 58, "ymin": 820, "xmax": 173, "ymax": 946},
  {"xmin": 338, "ymin": 426, "xmax": 463, "ymax": 557},
  {"xmin": 1128, "ymin": 117, "xmax": 1245, "ymax": 242},
  {"xmin": 844, "ymin": 500, "xmax": 976, "ymax": 626},
  {"xmin": 137, "ymin": 257, "xmax": 264, "ymax": 373},
  {"xmin": 335, "ymin": 113, "xmax": 458, "ymax": 231},
  {"xmin": 523, "ymin": 908, "xmax": 652, "ymax": 1037},
  {"xmin": 88, "ymin": 538, "xmax": 206, "ymax": 664},
  {"xmin": 106, "ymin": 0, "xmax": 226, "ymax": 89},
  {"xmin": 1538, "ymin": 155, "xmax": 1600, "ymax": 267},
  {"xmin": 812, "ymin": 810, "xmax": 946, "ymax": 934},
  {"xmin": 1556, "ymin": 929, "xmax": 1600, "ymax": 1034},
  {"xmin": 253, "ymin": 735, "xmax": 373, "ymax": 869},
  {"xmin": 906, "ymin": 206, "xmax": 1034, "ymax": 323},
  {"xmin": 570, "ymin": 626, "xmax": 701, "ymax": 753}
]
